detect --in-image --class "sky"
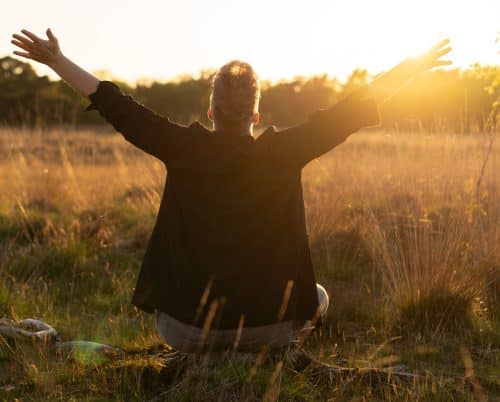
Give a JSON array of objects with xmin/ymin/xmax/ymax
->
[{"xmin": 1, "ymin": 0, "xmax": 499, "ymax": 84}]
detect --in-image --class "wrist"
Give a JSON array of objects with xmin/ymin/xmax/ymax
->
[{"xmin": 48, "ymin": 53, "xmax": 66, "ymax": 71}]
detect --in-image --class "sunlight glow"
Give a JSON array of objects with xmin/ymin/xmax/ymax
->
[{"xmin": 1, "ymin": 0, "xmax": 498, "ymax": 83}]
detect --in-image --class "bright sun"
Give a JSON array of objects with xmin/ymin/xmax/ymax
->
[
  {"xmin": 2, "ymin": 0, "xmax": 498, "ymax": 83},
  {"xmin": 254, "ymin": 0, "xmax": 499, "ymax": 81}
]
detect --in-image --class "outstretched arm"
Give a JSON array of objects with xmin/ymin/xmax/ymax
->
[
  {"xmin": 264, "ymin": 39, "xmax": 452, "ymax": 167},
  {"xmin": 11, "ymin": 29, "xmax": 99, "ymax": 96},
  {"xmin": 11, "ymin": 28, "xmax": 197, "ymax": 164}
]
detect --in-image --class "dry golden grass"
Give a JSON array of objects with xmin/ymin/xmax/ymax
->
[
  {"xmin": 0, "ymin": 126, "xmax": 499, "ymax": 400},
  {"xmin": 2, "ymin": 127, "xmax": 499, "ymax": 324}
]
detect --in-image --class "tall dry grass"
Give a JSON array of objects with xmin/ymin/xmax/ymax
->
[
  {"xmin": 303, "ymin": 131, "xmax": 499, "ymax": 332},
  {"xmin": 1, "ymin": 127, "xmax": 499, "ymax": 333}
]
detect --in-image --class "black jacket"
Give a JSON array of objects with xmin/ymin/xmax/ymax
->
[{"xmin": 86, "ymin": 81, "xmax": 379, "ymax": 329}]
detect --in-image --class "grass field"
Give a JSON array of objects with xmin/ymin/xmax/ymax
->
[{"xmin": 0, "ymin": 127, "xmax": 499, "ymax": 401}]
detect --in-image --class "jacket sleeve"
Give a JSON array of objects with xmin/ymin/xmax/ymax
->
[
  {"xmin": 86, "ymin": 81, "xmax": 193, "ymax": 164},
  {"xmin": 261, "ymin": 89, "xmax": 380, "ymax": 167}
]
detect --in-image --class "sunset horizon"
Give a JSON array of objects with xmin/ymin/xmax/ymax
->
[
  {"xmin": 2, "ymin": 0, "xmax": 498, "ymax": 84},
  {"xmin": 1, "ymin": 1, "xmax": 499, "ymax": 400}
]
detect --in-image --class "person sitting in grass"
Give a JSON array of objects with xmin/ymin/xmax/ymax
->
[{"xmin": 11, "ymin": 29, "xmax": 451, "ymax": 353}]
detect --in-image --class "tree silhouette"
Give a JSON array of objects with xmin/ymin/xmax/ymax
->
[{"xmin": 0, "ymin": 55, "xmax": 498, "ymax": 132}]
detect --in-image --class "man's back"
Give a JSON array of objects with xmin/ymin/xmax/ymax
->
[{"xmin": 86, "ymin": 80, "xmax": 379, "ymax": 330}]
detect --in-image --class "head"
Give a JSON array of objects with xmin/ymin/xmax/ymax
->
[{"xmin": 207, "ymin": 60, "xmax": 260, "ymax": 135}]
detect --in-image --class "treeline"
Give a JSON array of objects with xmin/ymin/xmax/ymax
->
[{"xmin": 0, "ymin": 56, "xmax": 498, "ymax": 132}]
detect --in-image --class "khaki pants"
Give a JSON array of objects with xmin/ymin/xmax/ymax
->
[{"xmin": 156, "ymin": 283, "xmax": 329, "ymax": 353}]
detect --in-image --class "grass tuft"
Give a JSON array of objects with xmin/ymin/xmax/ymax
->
[{"xmin": 0, "ymin": 129, "xmax": 498, "ymax": 400}]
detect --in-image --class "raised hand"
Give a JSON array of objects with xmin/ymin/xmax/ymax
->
[
  {"xmin": 11, "ymin": 28, "xmax": 98, "ymax": 96},
  {"xmin": 404, "ymin": 39, "xmax": 452, "ymax": 75},
  {"xmin": 11, "ymin": 29, "xmax": 62, "ymax": 67},
  {"xmin": 368, "ymin": 39, "xmax": 452, "ymax": 104}
]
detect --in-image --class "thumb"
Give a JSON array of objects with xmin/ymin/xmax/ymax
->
[{"xmin": 46, "ymin": 28, "xmax": 58, "ymax": 43}]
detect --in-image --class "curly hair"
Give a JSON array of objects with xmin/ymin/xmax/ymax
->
[{"xmin": 210, "ymin": 60, "xmax": 260, "ymax": 127}]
